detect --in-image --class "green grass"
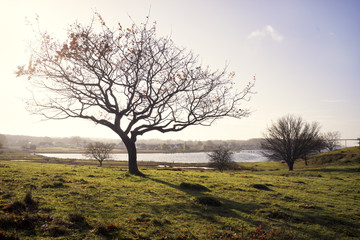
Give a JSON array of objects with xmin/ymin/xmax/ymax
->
[
  {"xmin": 307, "ymin": 147, "xmax": 360, "ymax": 166},
  {"xmin": 0, "ymin": 148, "xmax": 359, "ymax": 239}
]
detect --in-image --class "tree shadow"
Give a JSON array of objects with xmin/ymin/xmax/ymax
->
[
  {"xmin": 271, "ymin": 205, "xmax": 360, "ymax": 239},
  {"xmin": 146, "ymin": 176, "xmax": 261, "ymax": 227},
  {"xmin": 145, "ymin": 176, "xmax": 360, "ymax": 239}
]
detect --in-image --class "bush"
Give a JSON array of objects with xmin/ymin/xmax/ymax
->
[{"xmin": 208, "ymin": 148, "xmax": 236, "ymax": 172}]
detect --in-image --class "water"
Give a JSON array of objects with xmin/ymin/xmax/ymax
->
[{"xmin": 39, "ymin": 150, "xmax": 269, "ymax": 163}]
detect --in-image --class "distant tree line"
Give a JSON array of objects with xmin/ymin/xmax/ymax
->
[{"xmin": 0, "ymin": 134, "xmax": 264, "ymax": 152}]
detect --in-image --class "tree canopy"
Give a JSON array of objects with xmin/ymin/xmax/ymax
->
[
  {"xmin": 261, "ymin": 115, "xmax": 321, "ymax": 170},
  {"xmin": 16, "ymin": 13, "xmax": 254, "ymax": 175}
]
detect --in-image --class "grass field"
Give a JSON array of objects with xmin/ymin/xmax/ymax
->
[{"xmin": 0, "ymin": 147, "xmax": 359, "ymax": 239}]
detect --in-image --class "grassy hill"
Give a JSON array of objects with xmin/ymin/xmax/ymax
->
[
  {"xmin": 307, "ymin": 146, "xmax": 360, "ymax": 166},
  {"xmin": 0, "ymin": 147, "xmax": 359, "ymax": 239}
]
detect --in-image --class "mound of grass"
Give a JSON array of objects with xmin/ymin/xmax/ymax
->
[
  {"xmin": 251, "ymin": 184, "xmax": 272, "ymax": 191},
  {"xmin": 180, "ymin": 182, "xmax": 210, "ymax": 192},
  {"xmin": 68, "ymin": 213, "xmax": 91, "ymax": 229},
  {"xmin": 41, "ymin": 182, "xmax": 68, "ymax": 188},
  {"xmin": 92, "ymin": 223, "xmax": 119, "ymax": 237},
  {"xmin": 196, "ymin": 196, "xmax": 222, "ymax": 206}
]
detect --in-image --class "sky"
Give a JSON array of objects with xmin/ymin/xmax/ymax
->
[{"xmin": 0, "ymin": 0, "xmax": 359, "ymax": 142}]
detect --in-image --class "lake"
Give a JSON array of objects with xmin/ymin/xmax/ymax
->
[{"xmin": 39, "ymin": 150, "xmax": 269, "ymax": 163}]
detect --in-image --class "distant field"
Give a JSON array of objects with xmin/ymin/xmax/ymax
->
[
  {"xmin": 35, "ymin": 147, "xmax": 86, "ymax": 153},
  {"xmin": 0, "ymin": 147, "xmax": 359, "ymax": 239}
]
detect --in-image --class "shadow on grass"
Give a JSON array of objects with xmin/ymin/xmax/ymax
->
[
  {"xmin": 147, "ymin": 175, "xmax": 360, "ymax": 239},
  {"xmin": 264, "ymin": 203, "xmax": 360, "ymax": 240},
  {"xmin": 146, "ymin": 176, "xmax": 261, "ymax": 227}
]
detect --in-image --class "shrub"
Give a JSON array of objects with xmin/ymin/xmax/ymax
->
[{"xmin": 208, "ymin": 148, "xmax": 236, "ymax": 172}]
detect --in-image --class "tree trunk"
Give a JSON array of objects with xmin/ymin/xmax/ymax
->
[
  {"xmin": 123, "ymin": 137, "xmax": 144, "ymax": 176},
  {"xmin": 288, "ymin": 161, "xmax": 294, "ymax": 171},
  {"xmin": 99, "ymin": 160, "xmax": 103, "ymax": 167},
  {"xmin": 304, "ymin": 155, "xmax": 308, "ymax": 166}
]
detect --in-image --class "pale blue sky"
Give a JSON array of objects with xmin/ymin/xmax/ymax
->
[{"xmin": 0, "ymin": 0, "xmax": 359, "ymax": 141}]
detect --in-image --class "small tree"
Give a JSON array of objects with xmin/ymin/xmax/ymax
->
[
  {"xmin": 261, "ymin": 115, "xmax": 321, "ymax": 170},
  {"xmin": 208, "ymin": 148, "xmax": 236, "ymax": 172},
  {"xmin": 85, "ymin": 142, "xmax": 114, "ymax": 167},
  {"xmin": 321, "ymin": 131, "xmax": 341, "ymax": 151}
]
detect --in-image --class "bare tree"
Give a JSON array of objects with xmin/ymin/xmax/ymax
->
[
  {"xmin": 85, "ymin": 142, "xmax": 114, "ymax": 167},
  {"xmin": 16, "ymin": 13, "xmax": 254, "ymax": 176},
  {"xmin": 321, "ymin": 131, "xmax": 341, "ymax": 151},
  {"xmin": 261, "ymin": 115, "xmax": 321, "ymax": 170},
  {"xmin": 208, "ymin": 148, "xmax": 236, "ymax": 172}
]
